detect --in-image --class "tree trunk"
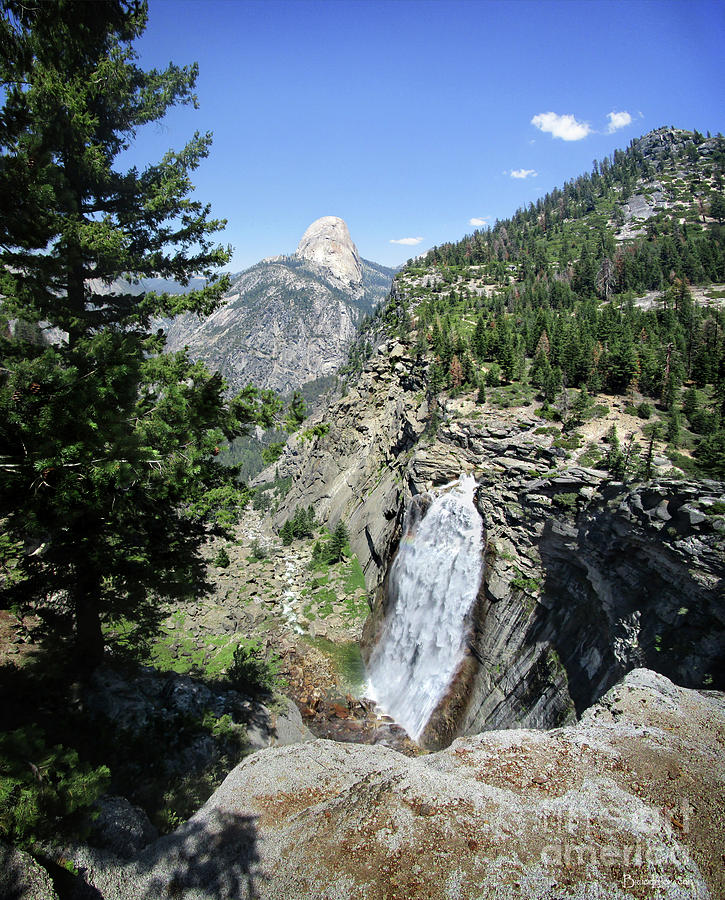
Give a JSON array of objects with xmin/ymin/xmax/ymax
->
[{"xmin": 74, "ymin": 577, "xmax": 105, "ymax": 674}]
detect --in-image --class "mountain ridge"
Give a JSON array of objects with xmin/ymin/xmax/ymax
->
[{"xmin": 164, "ymin": 217, "xmax": 395, "ymax": 394}]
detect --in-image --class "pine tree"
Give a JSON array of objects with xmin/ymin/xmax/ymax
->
[
  {"xmin": 280, "ymin": 521, "xmax": 294, "ymax": 546},
  {"xmin": 328, "ymin": 520, "xmax": 349, "ymax": 563},
  {"xmin": 285, "ymin": 391, "xmax": 307, "ymax": 432},
  {"xmin": 643, "ymin": 422, "xmax": 663, "ymax": 480},
  {"xmin": 472, "ymin": 314, "xmax": 488, "ymax": 360},
  {"xmin": 568, "ymin": 387, "xmax": 590, "ymax": 428},
  {"xmin": 605, "ymin": 426, "xmax": 626, "ymax": 479},
  {"xmin": 0, "ymin": 1, "xmax": 279, "ymax": 669},
  {"xmin": 542, "ymin": 365, "xmax": 563, "ymax": 403},
  {"xmin": 662, "ymin": 372, "xmax": 680, "ymax": 412},
  {"xmin": 710, "ymin": 193, "xmax": 725, "ymax": 225},
  {"xmin": 682, "ymin": 386, "xmax": 702, "ymax": 423},
  {"xmin": 427, "ymin": 360, "xmax": 446, "ymax": 396},
  {"xmin": 665, "ymin": 409, "xmax": 682, "ymax": 447},
  {"xmin": 449, "ymin": 355, "xmax": 463, "ymax": 390},
  {"xmin": 695, "ymin": 430, "xmax": 725, "ymax": 478},
  {"xmin": 596, "ymin": 257, "xmax": 615, "ymax": 302}
]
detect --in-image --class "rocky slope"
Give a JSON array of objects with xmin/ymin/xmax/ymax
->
[
  {"xmin": 260, "ymin": 325, "xmax": 724, "ymax": 748},
  {"xmin": 164, "ymin": 217, "xmax": 394, "ymax": 393},
  {"xmin": 68, "ymin": 669, "xmax": 725, "ymax": 899}
]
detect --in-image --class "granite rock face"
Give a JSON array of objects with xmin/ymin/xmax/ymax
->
[
  {"xmin": 69, "ymin": 670, "xmax": 725, "ymax": 900},
  {"xmin": 296, "ymin": 215, "xmax": 364, "ymax": 286},
  {"xmin": 82, "ymin": 666, "xmax": 312, "ymax": 784},
  {"xmin": 90, "ymin": 797, "xmax": 159, "ymax": 860},
  {"xmin": 259, "ymin": 337, "xmax": 430, "ymax": 586},
  {"xmin": 0, "ymin": 841, "xmax": 59, "ymax": 900},
  {"xmin": 164, "ymin": 218, "xmax": 393, "ymax": 393},
  {"xmin": 268, "ymin": 339, "xmax": 724, "ymax": 745}
]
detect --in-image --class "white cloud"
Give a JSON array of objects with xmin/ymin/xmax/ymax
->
[
  {"xmin": 469, "ymin": 217, "xmax": 488, "ymax": 226},
  {"xmin": 390, "ymin": 236, "xmax": 423, "ymax": 246},
  {"xmin": 607, "ymin": 110, "xmax": 633, "ymax": 133},
  {"xmin": 510, "ymin": 168, "xmax": 538, "ymax": 179},
  {"xmin": 531, "ymin": 111, "xmax": 592, "ymax": 141}
]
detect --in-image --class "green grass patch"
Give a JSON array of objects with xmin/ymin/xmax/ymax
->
[
  {"xmin": 302, "ymin": 601, "xmax": 316, "ymax": 621},
  {"xmin": 305, "ymin": 637, "xmax": 367, "ymax": 694},
  {"xmin": 343, "ymin": 556, "xmax": 366, "ymax": 594},
  {"xmin": 149, "ymin": 628, "xmax": 240, "ymax": 678},
  {"xmin": 343, "ymin": 593, "xmax": 369, "ymax": 621},
  {"xmin": 312, "ymin": 586, "xmax": 337, "ymax": 618}
]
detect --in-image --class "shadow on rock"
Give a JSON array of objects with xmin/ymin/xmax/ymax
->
[
  {"xmin": 138, "ymin": 808, "xmax": 264, "ymax": 900},
  {"xmin": 0, "ymin": 841, "xmax": 60, "ymax": 900}
]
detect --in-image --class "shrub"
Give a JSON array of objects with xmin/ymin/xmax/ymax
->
[
  {"xmin": 249, "ymin": 539, "xmax": 268, "ymax": 560},
  {"xmin": 485, "ymin": 363, "xmax": 502, "ymax": 387},
  {"xmin": 227, "ymin": 640, "xmax": 282, "ymax": 696},
  {"xmin": 590, "ymin": 403, "xmax": 610, "ymax": 419},
  {"xmin": 300, "ymin": 423, "xmax": 330, "ymax": 443},
  {"xmin": 537, "ymin": 404, "xmax": 562, "ymax": 422},
  {"xmin": 213, "ymin": 547, "xmax": 231, "ymax": 568},
  {"xmin": 553, "ymin": 433, "xmax": 583, "ymax": 451},
  {"xmin": 637, "ymin": 401, "xmax": 653, "ymax": 419},
  {"xmin": 261, "ymin": 441, "xmax": 285, "ymax": 465},
  {"xmin": 579, "ymin": 443, "xmax": 605, "ymax": 468},
  {"xmin": 0, "ymin": 726, "xmax": 110, "ymax": 848}
]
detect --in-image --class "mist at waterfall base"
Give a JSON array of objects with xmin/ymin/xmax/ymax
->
[{"xmin": 366, "ymin": 475, "xmax": 484, "ymax": 741}]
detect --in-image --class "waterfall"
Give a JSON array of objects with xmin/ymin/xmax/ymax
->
[{"xmin": 366, "ymin": 474, "xmax": 484, "ymax": 741}]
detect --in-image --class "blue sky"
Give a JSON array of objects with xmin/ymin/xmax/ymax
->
[{"xmin": 126, "ymin": 0, "xmax": 725, "ymax": 270}]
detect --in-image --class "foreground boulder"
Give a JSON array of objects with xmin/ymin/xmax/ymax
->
[
  {"xmin": 0, "ymin": 842, "xmax": 59, "ymax": 900},
  {"xmin": 70, "ymin": 669, "xmax": 725, "ymax": 899}
]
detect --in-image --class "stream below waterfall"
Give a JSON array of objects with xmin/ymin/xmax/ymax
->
[{"xmin": 365, "ymin": 475, "xmax": 484, "ymax": 742}]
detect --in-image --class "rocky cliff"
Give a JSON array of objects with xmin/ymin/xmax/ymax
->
[
  {"xmin": 164, "ymin": 217, "xmax": 394, "ymax": 393},
  {"xmin": 263, "ymin": 333, "xmax": 724, "ymax": 747},
  {"xmin": 68, "ymin": 669, "xmax": 725, "ymax": 899}
]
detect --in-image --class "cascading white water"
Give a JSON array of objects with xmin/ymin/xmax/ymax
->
[{"xmin": 366, "ymin": 474, "xmax": 484, "ymax": 741}]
